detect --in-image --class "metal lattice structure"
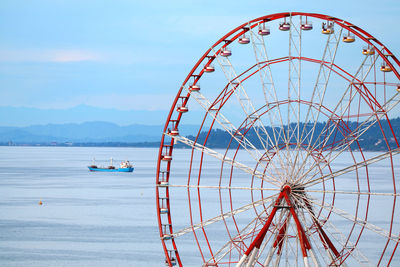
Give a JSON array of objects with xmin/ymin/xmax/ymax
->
[{"xmin": 156, "ymin": 12, "xmax": 400, "ymax": 266}]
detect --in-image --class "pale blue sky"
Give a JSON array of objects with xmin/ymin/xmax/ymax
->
[{"xmin": 0, "ymin": 0, "xmax": 399, "ymax": 117}]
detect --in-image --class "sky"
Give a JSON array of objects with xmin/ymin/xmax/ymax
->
[{"xmin": 0, "ymin": 0, "xmax": 399, "ymax": 125}]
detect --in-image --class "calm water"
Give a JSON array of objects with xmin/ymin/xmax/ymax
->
[
  {"xmin": 0, "ymin": 147, "xmax": 399, "ymax": 266},
  {"xmin": 0, "ymin": 147, "xmax": 163, "ymax": 267}
]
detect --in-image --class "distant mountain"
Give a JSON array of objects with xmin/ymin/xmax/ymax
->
[
  {"xmin": 185, "ymin": 117, "xmax": 400, "ymax": 151},
  {"xmin": 0, "ymin": 105, "xmax": 172, "ymax": 126},
  {"xmin": 0, "ymin": 121, "xmax": 200, "ymax": 143}
]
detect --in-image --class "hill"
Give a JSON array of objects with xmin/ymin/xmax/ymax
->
[{"xmin": 0, "ymin": 122, "xmax": 198, "ymax": 144}]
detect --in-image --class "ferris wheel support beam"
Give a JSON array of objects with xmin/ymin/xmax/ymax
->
[
  {"xmin": 207, "ymin": 203, "xmax": 279, "ymax": 265},
  {"xmin": 302, "ymin": 197, "xmax": 341, "ymax": 263},
  {"xmin": 261, "ymin": 215, "xmax": 290, "ymax": 266},
  {"xmin": 292, "ymin": 194, "xmax": 372, "ymax": 266},
  {"xmin": 237, "ymin": 186, "xmax": 314, "ymax": 267}
]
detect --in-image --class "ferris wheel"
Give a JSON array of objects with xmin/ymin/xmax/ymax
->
[{"xmin": 156, "ymin": 12, "xmax": 400, "ymax": 266}]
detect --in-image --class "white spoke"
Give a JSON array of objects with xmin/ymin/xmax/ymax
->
[
  {"xmin": 303, "ymin": 147, "xmax": 400, "ymax": 188},
  {"xmin": 212, "ymin": 47, "xmax": 273, "ymax": 152},
  {"xmin": 209, "ymin": 212, "xmax": 269, "ymax": 265},
  {"xmin": 291, "ymin": 24, "xmax": 343, "ymax": 183},
  {"xmin": 296, "ymin": 91, "xmax": 400, "ymax": 185},
  {"xmin": 303, "ymin": 142, "xmax": 400, "ymax": 186},
  {"xmin": 249, "ymin": 25, "xmax": 290, "ymax": 176},
  {"xmin": 168, "ymin": 133, "xmax": 282, "ymax": 186},
  {"xmin": 303, "ymin": 189, "xmax": 400, "ymax": 197},
  {"xmin": 172, "ymin": 194, "xmax": 277, "ymax": 238},
  {"xmin": 292, "ymin": 194, "xmax": 373, "ymax": 266},
  {"xmin": 294, "ymin": 53, "xmax": 381, "ymax": 184},
  {"xmin": 304, "ymin": 196, "xmax": 399, "ymax": 242},
  {"xmin": 164, "ymin": 183, "xmax": 280, "ymax": 192},
  {"xmin": 185, "ymin": 85, "xmax": 285, "ymax": 181}
]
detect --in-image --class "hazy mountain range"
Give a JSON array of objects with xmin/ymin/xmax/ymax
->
[
  {"xmin": 0, "ymin": 121, "xmax": 200, "ymax": 143},
  {"xmin": 0, "ymin": 105, "xmax": 170, "ymax": 126}
]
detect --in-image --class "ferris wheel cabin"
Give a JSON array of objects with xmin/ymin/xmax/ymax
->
[
  {"xmin": 343, "ymin": 33, "xmax": 355, "ymax": 43},
  {"xmin": 279, "ymin": 22, "xmax": 291, "ymax": 31},
  {"xmin": 176, "ymin": 105, "xmax": 188, "ymax": 113},
  {"xmin": 161, "ymin": 155, "xmax": 172, "ymax": 161},
  {"xmin": 322, "ymin": 22, "xmax": 334, "ymax": 34},
  {"xmin": 204, "ymin": 65, "xmax": 215, "ymax": 73},
  {"xmin": 238, "ymin": 35, "xmax": 250, "ymax": 44},
  {"xmin": 380, "ymin": 63, "xmax": 392, "ymax": 72},
  {"xmin": 301, "ymin": 23, "xmax": 313, "ymax": 30},
  {"xmin": 258, "ymin": 23, "xmax": 270, "ymax": 35},
  {"xmin": 220, "ymin": 49, "xmax": 232, "ymax": 57},
  {"xmin": 189, "ymin": 84, "xmax": 200, "ymax": 92},
  {"xmin": 362, "ymin": 46, "xmax": 375, "ymax": 55}
]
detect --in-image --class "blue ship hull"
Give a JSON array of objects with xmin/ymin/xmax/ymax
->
[{"xmin": 88, "ymin": 167, "xmax": 134, "ymax": 172}]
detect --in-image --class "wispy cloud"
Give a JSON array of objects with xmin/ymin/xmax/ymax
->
[
  {"xmin": 0, "ymin": 49, "xmax": 102, "ymax": 63},
  {"xmin": 49, "ymin": 50, "xmax": 100, "ymax": 62}
]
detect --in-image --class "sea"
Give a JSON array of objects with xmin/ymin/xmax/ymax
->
[
  {"xmin": 0, "ymin": 147, "xmax": 399, "ymax": 266},
  {"xmin": 0, "ymin": 147, "xmax": 163, "ymax": 267}
]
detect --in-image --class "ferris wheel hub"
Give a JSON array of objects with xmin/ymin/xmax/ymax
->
[
  {"xmin": 281, "ymin": 183, "xmax": 305, "ymax": 193},
  {"xmin": 281, "ymin": 184, "xmax": 292, "ymax": 193}
]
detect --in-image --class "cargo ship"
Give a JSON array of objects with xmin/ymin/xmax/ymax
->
[{"xmin": 88, "ymin": 158, "xmax": 134, "ymax": 172}]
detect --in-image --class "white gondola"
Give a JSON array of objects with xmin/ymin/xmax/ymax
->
[
  {"xmin": 162, "ymin": 155, "xmax": 172, "ymax": 161},
  {"xmin": 220, "ymin": 49, "xmax": 232, "ymax": 57},
  {"xmin": 204, "ymin": 65, "xmax": 215, "ymax": 72},
  {"xmin": 238, "ymin": 35, "xmax": 250, "ymax": 44},
  {"xmin": 176, "ymin": 106, "xmax": 188, "ymax": 113},
  {"xmin": 189, "ymin": 84, "xmax": 200, "ymax": 92},
  {"xmin": 169, "ymin": 128, "xmax": 179, "ymax": 136},
  {"xmin": 159, "ymin": 181, "xmax": 169, "ymax": 187},
  {"xmin": 362, "ymin": 46, "xmax": 375, "ymax": 55},
  {"xmin": 258, "ymin": 27, "xmax": 270, "ymax": 35},
  {"xmin": 301, "ymin": 23, "xmax": 313, "ymax": 31},
  {"xmin": 279, "ymin": 22, "xmax": 290, "ymax": 31},
  {"xmin": 343, "ymin": 34, "xmax": 355, "ymax": 43},
  {"xmin": 380, "ymin": 63, "xmax": 392, "ymax": 72}
]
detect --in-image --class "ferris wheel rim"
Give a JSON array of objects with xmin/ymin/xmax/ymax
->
[{"xmin": 156, "ymin": 12, "xmax": 400, "ymax": 266}]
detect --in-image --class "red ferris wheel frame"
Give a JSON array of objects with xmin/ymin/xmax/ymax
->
[{"xmin": 156, "ymin": 12, "xmax": 400, "ymax": 266}]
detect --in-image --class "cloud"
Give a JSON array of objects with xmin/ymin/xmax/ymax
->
[
  {"xmin": 0, "ymin": 49, "xmax": 102, "ymax": 63},
  {"xmin": 49, "ymin": 50, "xmax": 100, "ymax": 62}
]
